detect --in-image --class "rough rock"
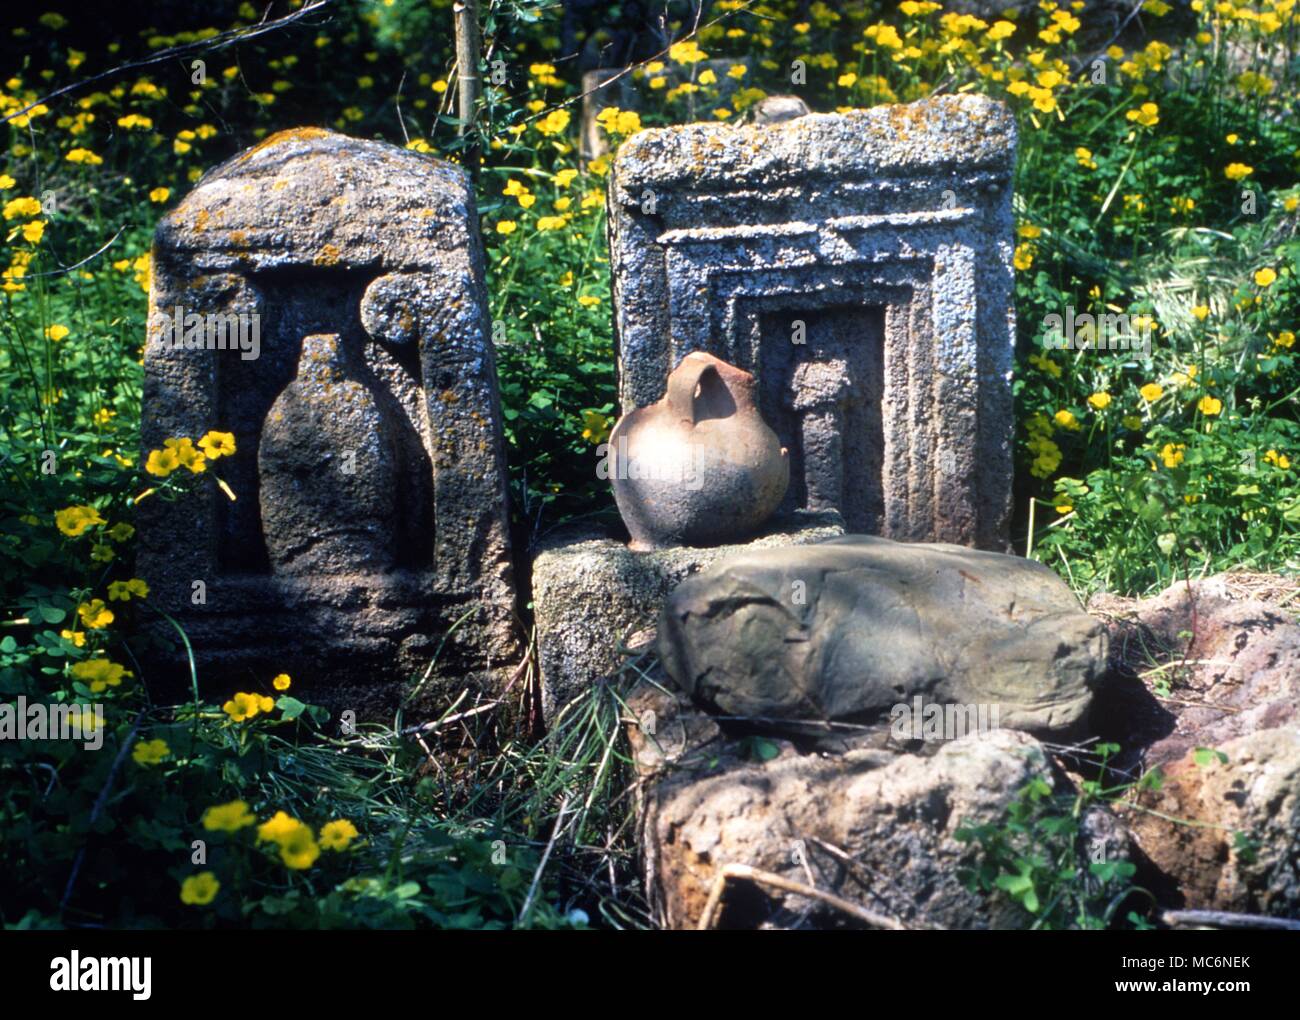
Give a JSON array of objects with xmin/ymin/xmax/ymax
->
[
  {"xmin": 1089, "ymin": 574, "xmax": 1300, "ymax": 770},
  {"xmin": 531, "ymin": 510, "xmax": 843, "ymax": 721},
  {"xmin": 628, "ymin": 682, "xmax": 1057, "ymax": 929},
  {"xmin": 1122, "ymin": 726, "xmax": 1300, "ymax": 917},
  {"xmin": 658, "ymin": 534, "xmax": 1106, "ymax": 738}
]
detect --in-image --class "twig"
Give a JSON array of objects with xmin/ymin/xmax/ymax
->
[
  {"xmin": 696, "ymin": 862, "xmax": 909, "ymax": 930},
  {"xmin": 1160, "ymin": 909, "xmax": 1300, "ymax": 931},
  {"xmin": 520, "ymin": 794, "xmax": 570, "ymax": 925},
  {"xmin": 3, "ymin": 1, "xmax": 338, "ymax": 125},
  {"xmin": 60, "ymin": 711, "xmax": 145, "ymax": 914},
  {"xmin": 28, "ymin": 226, "xmax": 127, "ymax": 279},
  {"xmin": 400, "ymin": 699, "xmax": 499, "ymax": 736}
]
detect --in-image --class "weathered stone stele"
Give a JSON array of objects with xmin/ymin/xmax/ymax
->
[
  {"xmin": 608, "ymin": 94, "xmax": 1017, "ymax": 549},
  {"xmin": 139, "ymin": 128, "xmax": 518, "ymax": 713}
]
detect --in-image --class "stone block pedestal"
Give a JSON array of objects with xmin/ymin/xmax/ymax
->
[{"xmin": 531, "ymin": 510, "xmax": 843, "ymax": 720}]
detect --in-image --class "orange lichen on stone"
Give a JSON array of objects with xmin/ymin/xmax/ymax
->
[
  {"xmin": 235, "ymin": 126, "xmax": 333, "ymax": 165},
  {"xmin": 313, "ymin": 243, "xmax": 342, "ymax": 267}
]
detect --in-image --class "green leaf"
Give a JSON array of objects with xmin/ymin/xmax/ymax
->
[{"xmin": 276, "ymin": 696, "xmax": 307, "ymax": 720}]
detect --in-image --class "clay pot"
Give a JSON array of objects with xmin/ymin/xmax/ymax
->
[{"xmin": 609, "ymin": 351, "xmax": 789, "ymax": 549}]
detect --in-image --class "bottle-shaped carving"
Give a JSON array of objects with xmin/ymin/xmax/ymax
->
[{"xmin": 259, "ymin": 333, "xmax": 405, "ymax": 575}]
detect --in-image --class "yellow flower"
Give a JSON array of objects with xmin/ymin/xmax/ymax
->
[
  {"xmin": 257, "ymin": 810, "xmax": 300, "ymax": 844},
  {"xmin": 1160, "ymin": 443, "xmax": 1185, "ymax": 468},
  {"xmin": 1054, "ymin": 409, "xmax": 1080, "ymax": 431},
  {"xmin": 432, "ymin": 79, "xmax": 448, "ymax": 93},
  {"xmin": 1074, "ymin": 146, "xmax": 1097, "ymax": 170},
  {"xmin": 1197, "ymin": 396, "xmax": 1222, "ymax": 416},
  {"xmin": 1254, "ymin": 267, "xmax": 1277, "ymax": 287},
  {"xmin": 256, "ymin": 815, "xmax": 321, "ymax": 870},
  {"xmin": 272, "ymin": 673, "xmax": 291, "ymax": 691},
  {"xmin": 180, "ymin": 872, "xmax": 220, "ymax": 906},
  {"xmin": 535, "ymin": 109, "xmax": 571, "ymax": 137},
  {"xmin": 1224, "ymin": 163, "xmax": 1253, "ymax": 181},
  {"xmin": 1274, "ymin": 330, "xmax": 1296, "ymax": 349},
  {"xmin": 1263, "ymin": 449, "xmax": 1291, "ymax": 470},
  {"xmin": 132, "ymin": 739, "xmax": 170, "ymax": 766},
  {"xmin": 145, "ymin": 447, "xmax": 180, "ymax": 477},
  {"xmin": 1013, "ymin": 243, "xmax": 1034, "ymax": 271},
  {"xmin": 668, "ymin": 40, "xmax": 707, "ymax": 64},
  {"xmin": 148, "ymin": 187, "xmax": 171, "ymax": 203},
  {"xmin": 107, "ymin": 578, "xmax": 150, "ymax": 601},
  {"xmin": 496, "ymin": 220, "xmax": 517, "ymax": 235},
  {"xmin": 222, "ymin": 691, "xmax": 275, "ymax": 722},
  {"xmin": 116, "ymin": 113, "xmax": 153, "ymax": 130},
  {"xmin": 22, "ymin": 220, "xmax": 45, "ymax": 244},
  {"xmin": 197, "ymin": 430, "xmax": 237, "ymax": 459},
  {"xmin": 554, "ymin": 168, "xmax": 578, "ymax": 188},
  {"xmin": 1125, "ymin": 102, "xmax": 1159, "ymax": 127},
  {"xmin": 78, "ymin": 599, "xmax": 114, "ymax": 629},
  {"xmin": 61, "ymin": 629, "xmax": 86, "ymax": 648},
  {"xmin": 581, "ymin": 409, "xmax": 612, "ymax": 444},
  {"xmin": 71, "ymin": 658, "xmax": 132, "ymax": 692},
  {"xmin": 837, "ymin": 72, "xmax": 858, "ymax": 87},
  {"xmin": 319, "ymin": 819, "xmax": 359, "ymax": 851},
  {"xmin": 3, "ymin": 196, "xmax": 41, "ymax": 219},
  {"xmin": 578, "ymin": 295, "xmax": 601, "ymax": 307},
  {"xmin": 1191, "ymin": 305, "xmax": 1209, "ymax": 321},
  {"xmin": 1139, "ymin": 383, "xmax": 1163, "ymax": 403},
  {"xmin": 1054, "ymin": 504, "xmax": 1073, "ymax": 514},
  {"xmin": 55, "ymin": 504, "xmax": 106, "ymax": 537},
  {"xmin": 164, "ymin": 437, "xmax": 207, "ymax": 474},
  {"xmin": 1087, "ymin": 392, "xmax": 1111, "ymax": 410},
  {"xmin": 44, "ymin": 324, "xmax": 70, "ymax": 342},
  {"xmin": 203, "ymin": 800, "xmax": 256, "ymax": 833}
]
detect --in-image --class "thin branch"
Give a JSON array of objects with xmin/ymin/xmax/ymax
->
[
  {"xmin": 3, "ymin": 0, "xmax": 338, "ymax": 125},
  {"xmin": 1160, "ymin": 909, "xmax": 1300, "ymax": 931},
  {"xmin": 697, "ymin": 862, "xmax": 910, "ymax": 930}
]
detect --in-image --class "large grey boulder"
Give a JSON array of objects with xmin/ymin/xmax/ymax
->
[{"xmin": 658, "ymin": 535, "xmax": 1106, "ymax": 737}]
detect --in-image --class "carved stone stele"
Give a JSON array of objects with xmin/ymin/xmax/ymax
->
[
  {"xmin": 139, "ymin": 128, "xmax": 518, "ymax": 714},
  {"xmin": 607, "ymin": 95, "xmax": 1017, "ymax": 550}
]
